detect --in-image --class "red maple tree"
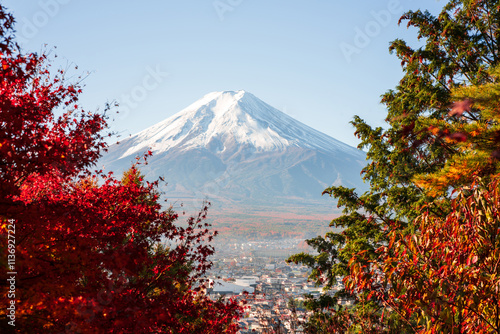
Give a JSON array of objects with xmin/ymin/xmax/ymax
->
[{"xmin": 0, "ymin": 5, "xmax": 242, "ymax": 333}]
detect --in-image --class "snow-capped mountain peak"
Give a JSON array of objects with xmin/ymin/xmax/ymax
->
[
  {"xmin": 119, "ymin": 90, "xmax": 356, "ymax": 159},
  {"xmin": 100, "ymin": 90, "xmax": 367, "ymax": 208}
]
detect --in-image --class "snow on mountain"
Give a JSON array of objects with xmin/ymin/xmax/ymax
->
[
  {"xmin": 118, "ymin": 90, "xmax": 357, "ymax": 158},
  {"xmin": 100, "ymin": 90, "xmax": 367, "ymax": 209}
]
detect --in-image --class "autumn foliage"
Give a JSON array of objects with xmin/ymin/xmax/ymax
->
[
  {"xmin": 0, "ymin": 5, "xmax": 242, "ymax": 333},
  {"xmin": 375, "ymin": 177, "xmax": 500, "ymax": 333}
]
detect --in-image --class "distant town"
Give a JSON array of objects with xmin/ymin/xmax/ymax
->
[{"xmin": 207, "ymin": 239, "xmax": 350, "ymax": 333}]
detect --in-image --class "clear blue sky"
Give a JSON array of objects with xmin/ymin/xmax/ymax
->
[{"xmin": 4, "ymin": 0, "xmax": 445, "ymax": 147}]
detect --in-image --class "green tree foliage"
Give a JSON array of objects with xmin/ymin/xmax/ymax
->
[
  {"xmin": 289, "ymin": 1, "xmax": 500, "ymax": 332},
  {"xmin": 414, "ymin": 65, "xmax": 500, "ymax": 194}
]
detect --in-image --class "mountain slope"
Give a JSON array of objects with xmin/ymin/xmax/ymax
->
[{"xmin": 100, "ymin": 90, "xmax": 367, "ymax": 210}]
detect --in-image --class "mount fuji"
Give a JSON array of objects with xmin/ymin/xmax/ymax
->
[{"xmin": 100, "ymin": 90, "xmax": 367, "ymax": 211}]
